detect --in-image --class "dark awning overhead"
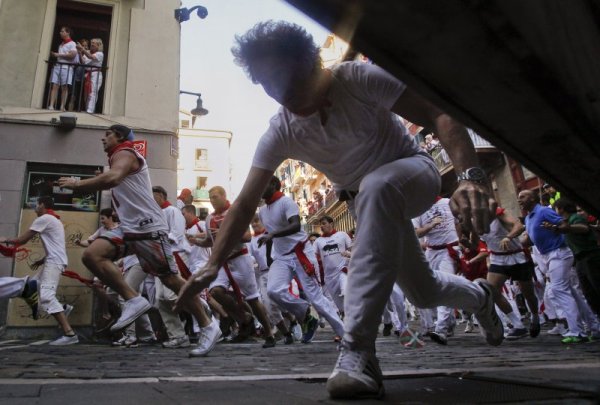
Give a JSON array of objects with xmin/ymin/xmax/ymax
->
[{"xmin": 286, "ymin": 0, "xmax": 600, "ymax": 214}]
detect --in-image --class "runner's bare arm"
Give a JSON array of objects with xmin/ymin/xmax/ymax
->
[
  {"xmin": 392, "ymin": 88, "xmax": 495, "ymax": 234},
  {"xmin": 57, "ymin": 151, "xmax": 138, "ymax": 191},
  {"xmin": 0, "ymin": 230, "xmax": 37, "ymax": 245}
]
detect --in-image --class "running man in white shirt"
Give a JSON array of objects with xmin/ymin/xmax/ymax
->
[
  {"xmin": 58, "ymin": 124, "xmax": 219, "ymax": 357},
  {"xmin": 176, "ymin": 21, "xmax": 501, "ymax": 399},
  {"xmin": 413, "ymin": 197, "xmax": 461, "ymax": 345},
  {"xmin": 191, "ymin": 186, "xmax": 276, "ymax": 349},
  {"xmin": 314, "ymin": 216, "xmax": 351, "ymax": 316},
  {"xmin": 0, "ymin": 196, "xmax": 77, "ymax": 345},
  {"xmin": 256, "ymin": 176, "xmax": 344, "ymax": 343}
]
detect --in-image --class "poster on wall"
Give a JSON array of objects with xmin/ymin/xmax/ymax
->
[{"xmin": 24, "ymin": 171, "xmax": 100, "ymax": 212}]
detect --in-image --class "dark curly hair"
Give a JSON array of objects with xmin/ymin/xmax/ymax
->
[{"xmin": 231, "ymin": 20, "xmax": 321, "ymax": 84}]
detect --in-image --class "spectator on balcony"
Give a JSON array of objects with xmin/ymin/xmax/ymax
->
[
  {"xmin": 68, "ymin": 38, "xmax": 89, "ymax": 111},
  {"xmin": 78, "ymin": 38, "xmax": 104, "ymax": 113},
  {"xmin": 49, "ymin": 26, "xmax": 79, "ymax": 111}
]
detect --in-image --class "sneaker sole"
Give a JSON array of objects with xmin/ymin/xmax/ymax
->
[
  {"xmin": 429, "ymin": 333, "xmax": 448, "ymax": 346},
  {"xmin": 110, "ymin": 301, "xmax": 152, "ymax": 332},
  {"xmin": 327, "ymin": 373, "xmax": 385, "ymax": 399}
]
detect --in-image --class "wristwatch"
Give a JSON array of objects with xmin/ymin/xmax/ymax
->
[{"xmin": 457, "ymin": 167, "xmax": 486, "ymax": 184}]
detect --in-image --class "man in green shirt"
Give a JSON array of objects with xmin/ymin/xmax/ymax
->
[{"xmin": 546, "ymin": 198, "xmax": 600, "ymax": 322}]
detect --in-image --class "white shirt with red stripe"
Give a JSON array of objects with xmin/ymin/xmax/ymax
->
[
  {"xmin": 110, "ymin": 148, "xmax": 167, "ymax": 234},
  {"xmin": 314, "ymin": 231, "xmax": 351, "ymax": 274},
  {"xmin": 206, "ymin": 207, "xmax": 246, "ymax": 257},
  {"xmin": 258, "ymin": 196, "xmax": 307, "ymax": 260}
]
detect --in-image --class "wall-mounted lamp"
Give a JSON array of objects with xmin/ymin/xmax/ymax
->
[
  {"xmin": 180, "ymin": 91, "xmax": 208, "ymax": 117},
  {"xmin": 174, "ymin": 5, "xmax": 208, "ymax": 23},
  {"xmin": 50, "ymin": 113, "xmax": 77, "ymax": 131}
]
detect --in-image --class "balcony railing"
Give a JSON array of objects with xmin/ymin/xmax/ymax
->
[
  {"xmin": 45, "ymin": 61, "xmax": 106, "ymax": 113},
  {"xmin": 430, "ymin": 130, "xmax": 494, "ymax": 172}
]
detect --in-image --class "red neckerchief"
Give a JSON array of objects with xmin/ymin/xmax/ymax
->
[
  {"xmin": 45, "ymin": 209, "xmax": 61, "ymax": 219},
  {"xmin": 253, "ymin": 228, "xmax": 266, "ymax": 237},
  {"xmin": 321, "ymin": 229, "xmax": 337, "ymax": 237},
  {"xmin": 160, "ymin": 201, "xmax": 171, "ymax": 209},
  {"xmin": 62, "ymin": 38, "xmax": 73, "ymax": 45},
  {"xmin": 213, "ymin": 201, "xmax": 231, "ymax": 215},
  {"xmin": 186, "ymin": 218, "xmax": 200, "ymax": 230},
  {"xmin": 107, "ymin": 141, "xmax": 134, "ymax": 159},
  {"xmin": 496, "ymin": 207, "xmax": 505, "ymax": 216},
  {"xmin": 435, "ymin": 196, "xmax": 443, "ymax": 203},
  {"xmin": 265, "ymin": 191, "xmax": 284, "ymax": 205}
]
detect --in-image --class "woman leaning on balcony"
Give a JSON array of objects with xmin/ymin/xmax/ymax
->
[{"xmin": 78, "ymin": 38, "xmax": 104, "ymax": 113}]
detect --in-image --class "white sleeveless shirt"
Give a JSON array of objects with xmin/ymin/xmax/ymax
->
[
  {"xmin": 109, "ymin": 148, "xmax": 167, "ymax": 234},
  {"xmin": 480, "ymin": 218, "xmax": 527, "ymax": 266}
]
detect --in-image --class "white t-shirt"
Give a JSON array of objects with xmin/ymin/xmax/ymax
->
[
  {"xmin": 249, "ymin": 232, "xmax": 269, "ymax": 271},
  {"xmin": 258, "ymin": 196, "xmax": 307, "ymax": 260},
  {"xmin": 314, "ymin": 231, "xmax": 352, "ymax": 274},
  {"xmin": 480, "ymin": 218, "xmax": 528, "ymax": 266},
  {"xmin": 185, "ymin": 221, "xmax": 211, "ymax": 270},
  {"xmin": 83, "ymin": 51, "xmax": 103, "ymax": 68},
  {"xmin": 163, "ymin": 205, "xmax": 191, "ymax": 254},
  {"xmin": 30, "ymin": 214, "xmax": 67, "ymax": 266},
  {"xmin": 58, "ymin": 40, "xmax": 78, "ymax": 64},
  {"xmin": 87, "ymin": 224, "xmax": 119, "ymax": 243},
  {"xmin": 412, "ymin": 198, "xmax": 458, "ymax": 246},
  {"xmin": 251, "ymin": 61, "xmax": 421, "ymax": 193}
]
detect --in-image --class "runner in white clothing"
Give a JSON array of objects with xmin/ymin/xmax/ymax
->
[
  {"xmin": 0, "ymin": 196, "xmax": 77, "ymax": 345},
  {"xmin": 58, "ymin": 124, "xmax": 219, "ymax": 357},
  {"xmin": 176, "ymin": 21, "xmax": 501, "ymax": 399},
  {"xmin": 413, "ymin": 197, "xmax": 460, "ymax": 345},
  {"xmin": 314, "ymin": 216, "xmax": 351, "ymax": 315},
  {"xmin": 256, "ymin": 176, "xmax": 344, "ymax": 343}
]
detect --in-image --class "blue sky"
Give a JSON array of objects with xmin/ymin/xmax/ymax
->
[{"xmin": 179, "ymin": 0, "xmax": 329, "ymax": 196}]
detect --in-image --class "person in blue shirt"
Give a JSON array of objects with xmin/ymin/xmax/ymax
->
[{"xmin": 518, "ymin": 190, "xmax": 583, "ymax": 343}]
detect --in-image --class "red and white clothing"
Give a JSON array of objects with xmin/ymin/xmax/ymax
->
[
  {"xmin": 186, "ymin": 219, "xmax": 211, "ymax": 272},
  {"xmin": 480, "ymin": 214, "xmax": 528, "ymax": 266},
  {"xmin": 30, "ymin": 213, "xmax": 68, "ymax": 315},
  {"xmin": 314, "ymin": 230, "xmax": 352, "ymax": 312},
  {"xmin": 206, "ymin": 205, "xmax": 260, "ymax": 301},
  {"xmin": 259, "ymin": 194, "xmax": 344, "ymax": 336},
  {"xmin": 82, "ymin": 51, "xmax": 103, "ymax": 113},
  {"xmin": 413, "ymin": 198, "xmax": 460, "ymax": 334},
  {"xmin": 250, "ymin": 231, "xmax": 284, "ymax": 325}
]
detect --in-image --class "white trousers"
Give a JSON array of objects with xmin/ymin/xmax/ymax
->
[
  {"xmin": 385, "ymin": 284, "xmax": 408, "ymax": 332},
  {"xmin": 39, "ymin": 263, "xmax": 66, "ymax": 315},
  {"xmin": 267, "ymin": 246, "xmax": 344, "ymax": 337},
  {"xmin": 86, "ymin": 72, "xmax": 103, "ymax": 113},
  {"xmin": 426, "ymin": 248, "xmax": 458, "ymax": 333},
  {"xmin": 122, "ymin": 263, "xmax": 155, "ymax": 339},
  {"xmin": 536, "ymin": 247, "xmax": 581, "ymax": 336},
  {"xmin": 324, "ymin": 269, "xmax": 347, "ymax": 313},
  {"xmin": 256, "ymin": 269, "xmax": 284, "ymax": 326},
  {"xmin": 0, "ymin": 276, "xmax": 27, "ymax": 299},
  {"xmin": 344, "ymin": 154, "xmax": 485, "ymax": 351}
]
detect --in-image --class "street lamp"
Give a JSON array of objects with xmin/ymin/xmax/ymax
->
[
  {"xmin": 174, "ymin": 5, "xmax": 208, "ymax": 23},
  {"xmin": 180, "ymin": 91, "xmax": 208, "ymax": 117}
]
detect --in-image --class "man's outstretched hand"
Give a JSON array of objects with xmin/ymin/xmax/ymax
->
[
  {"xmin": 173, "ymin": 262, "xmax": 219, "ymax": 312},
  {"xmin": 449, "ymin": 181, "xmax": 496, "ymax": 235}
]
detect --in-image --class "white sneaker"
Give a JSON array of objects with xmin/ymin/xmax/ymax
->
[
  {"xmin": 473, "ymin": 279, "xmax": 504, "ymax": 346},
  {"xmin": 292, "ymin": 323, "xmax": 303, "ymax": 341},
  {"xmin": 319, "ymin": 318, "xmax": 327, "ymax": 328},
  {"xmin": 49, "ymin": 334, "xmax": 79, "ymax": 346},
  {"xmin": 111, "ymin": 296, "xmax": 151, "ymax": 332},
  {"xmin": 326, "ymin": 342, "xmax": 384, "ymax": 399},
  {"xmin": 162, "ymin": 336, "xmax": 191, "ymax": 349},
  {"xmin": 189, "ymin": 320, "xmax": 222, "ymax": 357},
  {"xmin": 547, "ymin": 324, "xmax": 567, "ymax": 335},
  {"xmin": 464, "ymin": 320, "xmax": 474, "ymax": 333}
]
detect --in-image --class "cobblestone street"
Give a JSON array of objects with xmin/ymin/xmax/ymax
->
[{"xmin": 1, "ymin": 321, "xmax": 599, "ymax": 403}]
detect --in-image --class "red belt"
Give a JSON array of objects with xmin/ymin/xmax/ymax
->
[
  {"xmin": 290, "ymin": 239, "xmax": 316, "ymax": 277},
  {"xmin": 221, "ymin": 247, "xmax": 249, "ymax": 306},
  {"xmin": 427, "ymin": 241, "xmax": 460, "ymax": 264},
  {"xmin": 173, "ymin": 251, "xmax": 192, "ymax": 280}
]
